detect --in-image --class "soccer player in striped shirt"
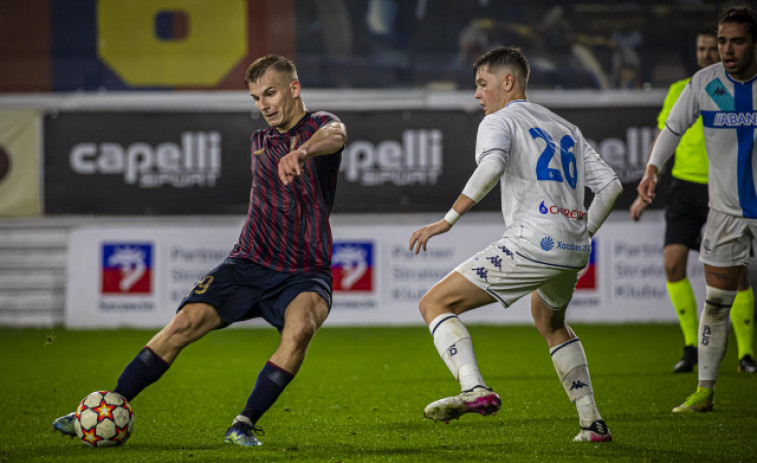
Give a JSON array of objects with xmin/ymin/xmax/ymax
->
[
  {"xmin": 638, "ymin": 5, "xmax": 757, "ymax": 412},
  {"xmin": 53, "ymin": 55, "xmax": 347, "ymax": 447}
]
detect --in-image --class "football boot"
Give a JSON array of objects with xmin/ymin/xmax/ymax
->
[
  {"xmin": 423, "ymin": 386, "xmax": 501, "ymax": 423},
  {"xmin": 672, "ymin": 387, "xmax": 714, "ymax": 413},
  {"xmin": 573, "ymin": 419, "xmax": 612, "ymax": 442},
  {"xmin": 52, "ymin": 412, "xmax": 77, "ymax": 437},
  {"xmin": 224, "ymin": 416, "xmax": 263, "ymax": 447}
]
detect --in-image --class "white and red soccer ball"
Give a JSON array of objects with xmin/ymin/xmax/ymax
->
[{"xmin": 74, "ymin": 391, "xmax": 134, "ymax": 447}]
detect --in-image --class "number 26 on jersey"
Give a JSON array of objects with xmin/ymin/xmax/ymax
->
[{"xmin": 530, "ymin": 127, "xmax": 577, "ymax": 189}]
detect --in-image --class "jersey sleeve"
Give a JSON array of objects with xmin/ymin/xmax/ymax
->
[
  {"xmin": 663, "ymin": 80, "xmax": 700, "ymax": 136},
  {"xmin": 312, "ymin": 111, "xmax": 342, "ymax": 128},
  {"xmin": 657, "ymin": 80, "xmax": 687, "ymax": 131},
  {"xmin": 579, "ymin": 134, "xmax": 618, "ymax": 193},
  {"xmin": 475, "ymin": 114, "xmax": 510, "ymax": 165}
]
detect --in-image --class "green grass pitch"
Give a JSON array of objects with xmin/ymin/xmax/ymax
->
[{"xmin": 1, "ymin": 324, "xmax": 756, "ymax": 462}]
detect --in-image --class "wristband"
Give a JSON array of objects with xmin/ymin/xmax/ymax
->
[{"xmin": 444, "ymin": 208, "xmax": 461, "ymax": 225}]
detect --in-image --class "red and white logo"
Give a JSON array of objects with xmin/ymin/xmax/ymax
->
[
  {"xmin": 332, "ymin": 242, "xmax": 373, "ymax": 292},
  {"xmin": 539, "ymin": 201, "xmax": 586, "ymax": 220},
  {"xmin": 101, "ymin": 243, "xmax": 153, "ymax": 294}
]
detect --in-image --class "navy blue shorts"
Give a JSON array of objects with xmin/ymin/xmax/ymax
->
[{"xmin": 178, "ymin": 257, "xmax": 332, "ymax": 331}]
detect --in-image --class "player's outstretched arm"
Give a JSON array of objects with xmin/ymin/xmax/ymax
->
[
  {"xmin": 409, "ymin": 194, "xmax": 476, "ymax": 255},
  {"xmin": 278, "ymin": 121, "xmax": 347, "ymax": 185}
]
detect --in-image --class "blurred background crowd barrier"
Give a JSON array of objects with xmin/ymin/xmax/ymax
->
[{"xmin": 0, "ymin": 0, "xmax": 742, "ymax": 92}]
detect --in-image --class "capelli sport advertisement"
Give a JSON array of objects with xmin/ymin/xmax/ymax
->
[{"xmin": 44, "ymin": 106, "xmax": 659, "ymax": 215}]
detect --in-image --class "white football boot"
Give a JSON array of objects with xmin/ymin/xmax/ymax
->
[{"xmin": 424, "ymin": 386, "xmax": 501, "ymax": 423}]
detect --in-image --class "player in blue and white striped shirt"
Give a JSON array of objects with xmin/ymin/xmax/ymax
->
[{"xmin": 639, "ymin": 5, "xmax": 757, "ymax": 413}]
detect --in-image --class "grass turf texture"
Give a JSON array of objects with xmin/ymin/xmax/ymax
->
[{"xmin": 1, "ymin": 324, "xmax": 755, "ymax": 462}]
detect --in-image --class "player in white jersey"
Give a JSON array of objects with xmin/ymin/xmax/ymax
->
[
  {"xmin": 638, "ymin": 5, "xmax": 757, "ymax": 413},
  {"xmin": 409, "ymin": 46, "xmax": 622, "ymax": 442}
]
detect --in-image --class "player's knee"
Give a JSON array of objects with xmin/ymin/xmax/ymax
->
[
  {"xmin": 418, "ymin": 292, "xmax": 433, "ymax": 318},
  {"xmin": 703, "ymin": 285, "xmax": 736, "ymax": 319},
  {"xmin": 166, "ymin": 306, "xmax": 215, "ymax": 345},
  {"xmin": 534, "ymin": 313, "xmax": 567, "ymax": 339},
  {"xmin": 663, "ymin": 258, "xmax": 686, "ymax": 281},
  {"xmin": 419, "ymin": 290, "xmax": 447, "ymax": 323},
  {"xmin": 287, "ymin": 320, "xmax": 318, "ymax": 349}
]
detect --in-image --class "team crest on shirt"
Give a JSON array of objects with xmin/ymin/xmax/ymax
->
[{"xmin": 290, "ymin": 136, "xmax": 300, "ymax": 152}]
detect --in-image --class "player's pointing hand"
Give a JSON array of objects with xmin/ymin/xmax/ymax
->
[{"xmin": 278, "ymin": 148, "xmax": 307, "ymax": 185}]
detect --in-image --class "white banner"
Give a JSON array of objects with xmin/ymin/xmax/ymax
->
[{"xmin": 65, "ymin": 215, "xmax": 704, "ymax": 328}]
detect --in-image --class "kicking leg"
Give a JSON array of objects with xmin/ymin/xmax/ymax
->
[
  {"xmin": 53, "ymin": 303, "xmax": 221, "ymax": 437},
  {"xmin": 117, "ymin": 303, "xmax": 221, "ymax": 399}
]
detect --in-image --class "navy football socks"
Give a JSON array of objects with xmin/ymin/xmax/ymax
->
[
  {"xmin": 114, "ymin": 347, "xmax": 170, "ymax": 401},
  {"xmin": 241, "ymin": 361, "xmax": 294, "ymax": 424}
]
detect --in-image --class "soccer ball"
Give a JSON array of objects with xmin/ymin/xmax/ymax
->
[{"xmin": 74, "ymin": 391, "xmax": 134, "ymax": 447}]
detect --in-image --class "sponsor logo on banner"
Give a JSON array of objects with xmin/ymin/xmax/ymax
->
[
  {"xmin": 576, "ymin": 239, "xmax": 597, "ymax": 290},
  {"xmin": 70, "ymin": 132, "xmax": 221, "ymax": 188},
  {"xmin": 332, "ymin": 242, "xmax": 373, "ymax": 291},
  {"xmin": 341, "ymin": 129, "xmax": 443, "ymax": 186},
  {"xmin": 101, "ymin": 243, "xmax": 153, "ymax": 294}
]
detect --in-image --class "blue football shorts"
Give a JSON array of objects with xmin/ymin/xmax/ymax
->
[{"xmin": 178, "ymin": 257, "xmax": 332, "ymax": 331}]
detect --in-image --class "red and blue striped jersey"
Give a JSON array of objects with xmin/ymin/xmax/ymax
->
[{"xmin": 230, "ymin": 111, "xmax": 343, "ymax": 275}]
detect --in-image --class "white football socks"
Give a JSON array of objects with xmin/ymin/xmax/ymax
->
[
  {"xmin": 429, "ymin": 313, "xmax": 487, "ymax": 391},
  {"xmin": 550, "ymin": 338, "xmax": 600, "ymax": 427},
  {"xmin": 699, "ymin": 286, "xmax": 736, "ymax": 384}
]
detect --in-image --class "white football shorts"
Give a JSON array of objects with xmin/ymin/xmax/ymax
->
[
  {"xmin": 699, "ymin": 208, "xmax": 757, "ymax": 267},
  {"xmin": 454, "ymin": 237, "xmax": 580, "ymax": 309}
]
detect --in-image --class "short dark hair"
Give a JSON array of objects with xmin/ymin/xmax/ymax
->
[
  {"xmin": 473, "ymin": 46, "xmax": 530, "ymax": 83},
  {"xmin": 718, "ymin": 5, "xmax": 757, "ymax": 40},
  {"xmin": 245, "ymin": 55, "xmax": 298, "ymax": 84},
  {"xmin": 697, "ymin": 27, "xmax": 717, "ymax": 39}
]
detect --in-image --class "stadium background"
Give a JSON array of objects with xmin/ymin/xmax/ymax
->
[{"xmin": 0, "ymin": 0, "xmax": 754, "ymax": 327}]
